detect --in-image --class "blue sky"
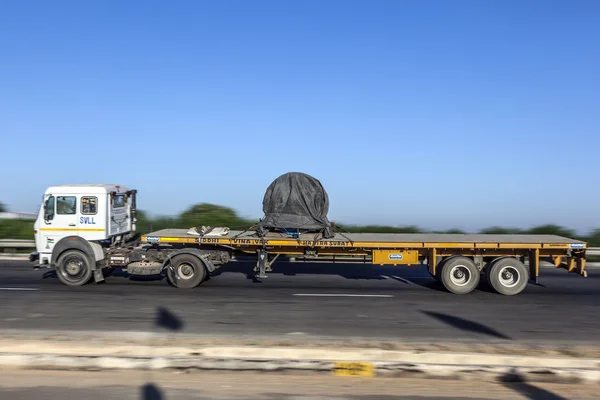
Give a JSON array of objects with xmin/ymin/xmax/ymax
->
[{"xmin": 1, "ymin": 0, "xmax": 598, "ymax": 233}]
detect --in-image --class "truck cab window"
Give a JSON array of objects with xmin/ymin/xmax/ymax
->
[
  {"xmin": 56, "ymin": 196, "xmax": 76, "ymax": 215},
  {"xmin": 81, "ymin": 197, "xmax": 98, "ymax": 215},
  {"xmin": 112, "ymin": 195, "xmax": 126, "ymax": 208},
  {"xmin": 45, "ymin": 196, "xmax": 55, "ymax": 220}
]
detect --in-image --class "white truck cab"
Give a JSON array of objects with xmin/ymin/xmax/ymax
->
[
  {"xmin": 31, "ymin": 184, "xmax": 137, "ymax": 268},
  {"xmin": 29, "ymin": 183, "xmax": 226, "ymax": 289}
]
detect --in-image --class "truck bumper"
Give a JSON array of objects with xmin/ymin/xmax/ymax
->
[
  {"xmin": 29, "ymin": 252, "xmax": 39, "ymax": 263},
  {"xmin": 29, "ymin": 251, "xmax": 44, "ymax": 270}
]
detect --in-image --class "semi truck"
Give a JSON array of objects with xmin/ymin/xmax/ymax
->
[{"xmin": 28, "ymin": 183, "xmax": 589, "ymax": 296}]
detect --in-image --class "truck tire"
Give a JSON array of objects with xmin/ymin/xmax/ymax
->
[
  {"xmin": 167, "ymin": 254, "xmax": 207, "ymax": 289},
  {"xmin": 431, "ymin": 255, "xmax": 461, "ymax": 281},
  {"xmin": 56, "ymin": 249, "xmax": 93, "ymax": 286},
  {"xmin": 485, "ymin": 257, "xmax": 528, "ymax": 296},
  {"xmin": 482, "ymin": 257, "xmax": 509, "ymax": 287},
  {"xmin": 438, "ymin": 256, "xmax": 480, "ymax": 295}
]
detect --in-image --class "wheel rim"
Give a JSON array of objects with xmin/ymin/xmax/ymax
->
[
  {"xmin": 449, "ymin": 265, "xmax": 471, "ymax": 286},
  {"xmin": 61, "ymin": 255, "xmax": 87, "ymax": 283},
  {"xmin": 177, "ymin": 263, "xmax": 195, "ymax": 280},
  {"xmin": 498, "ymin": 266, "xmax": 519, "ymax": 288}
]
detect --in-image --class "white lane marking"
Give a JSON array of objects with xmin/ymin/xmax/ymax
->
[
  {"xmin": 0, "ymin": 287, "xmax": 40, "ymax": 291},
  {"xmin": 293, "ymin": 293, "xmax": 393, "ymax": 298}
]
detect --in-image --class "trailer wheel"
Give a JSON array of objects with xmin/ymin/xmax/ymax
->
[
  {"xmin": 56, "ymin": 250, "xmax": 93, "ymax": 287},
  {"xmin": 438, "ymin": 256, "xmax": 480, "ymax": 295},
  {"xmin": 167, "ymin": 254, "xmax": 206, "ymax": 289},
  {"xmin": 485, "ymin": 257, "xmax": 528, "ymax": 296},
  {"xmin": 482, "ymin": 257, "xmax": 508, "ymax": 287},
  {"xmin": 431, "ymin": 255, "xmax": 460, "ymax": 281}
]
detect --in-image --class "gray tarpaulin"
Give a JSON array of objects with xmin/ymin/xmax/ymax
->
[{"xmin": 257, "ymin": 172, "xmax": 334, "ymax": 238}]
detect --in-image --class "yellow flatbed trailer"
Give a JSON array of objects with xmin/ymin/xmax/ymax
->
[
  {"xmin": 28, "ymin": 182, "xmax": 588, "ymax": 295},
  {"xmin": 137, "ymin": 228, "xmax": 588, "ymax": 296}
]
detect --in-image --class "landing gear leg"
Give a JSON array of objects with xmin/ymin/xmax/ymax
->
[{"xmin": 254, "ymin": 250, "xmax": 279, "ymax": 281}]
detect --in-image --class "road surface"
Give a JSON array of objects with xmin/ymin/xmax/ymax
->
[
  {"xmin": 1, "ymin": 260, "xmax": 599, "ymax": 344},
  {"xmin": 0, "ymin": 369, "xmax": 595, "ymax": 400}
]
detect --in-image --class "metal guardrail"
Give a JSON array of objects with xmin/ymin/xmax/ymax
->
[
  {"xmin": 0, "ymin": 239, "xmax": 36, "ymax": 248},
  {"xmin": 0, "ymin": 239, "xmax": 36, "ymax": 257},
  {"xmin": 0, "ymin": 212, "xmax": 37, "ymax": 220},
  {"xmin": 1, "ymin": 239, "xmax": 599, "ymax": 256}
]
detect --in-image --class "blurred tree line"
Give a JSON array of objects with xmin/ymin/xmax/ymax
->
[{"xmin": 1, "ymin": 202, "xmax": 599, "ymax": 247}]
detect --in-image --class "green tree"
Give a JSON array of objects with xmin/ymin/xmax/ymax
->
[
  {"xmin": 437, "ymin": 228, "xmax": 466, "ymax": 234},
  {"xmin": 587, "ymin": 229, "xmax": 600, "ymax": 247},
  {"xmin": 178, "ymin": 203, "xmax": 253, "ymax": 229},
  {"xmin": 337, "ymin": 224, "xmax": 422, "ymax": 233},
  {"xmin": 0, "ymin": 219, "xmax": 35, "ymax": 240},
  {"xmin": 134, "ymin": 209, "xmax": 180, "ymax": 233},
  {"xmin": 479, "ymin": 226, "xmax": 524, "ymax": 234},
  {"xmin": 134, "ymin": 209, "xmax": 150, "ymax": 230},
  {"xmin": 525, "ymin": 224, "xmax": 578, "ymax": 238},
  {"xmin": 0, "ymin": 202, "xmax": 6, "ymax": 213}
]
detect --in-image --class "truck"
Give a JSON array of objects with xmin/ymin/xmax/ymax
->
[{"xmin": 28, "ymin": 183, "xmax": 589, "ymax": 296}]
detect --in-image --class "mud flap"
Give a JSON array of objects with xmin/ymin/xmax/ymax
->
[{"xmin": 94, "ymin": 269, "xmax": 105, "ymax": 283}]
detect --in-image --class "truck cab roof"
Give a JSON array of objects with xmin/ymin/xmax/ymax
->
[{"xmin": 44, "ymin": 184, "xmax": 131, "ymax": 195}]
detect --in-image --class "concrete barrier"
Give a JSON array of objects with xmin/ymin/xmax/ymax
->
[{"xmin": 0, "ymin": 336, "xmax": 598, "ymax": 384}]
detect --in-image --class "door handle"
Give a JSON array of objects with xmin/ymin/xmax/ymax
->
[{"xmin": 69, "ymin": 223, "xmax": 76, "ymax": 227}]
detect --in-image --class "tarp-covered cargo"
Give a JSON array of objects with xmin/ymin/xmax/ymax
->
[{"xmin": 257, "ymin": 172, "xmax": 334, "ymax": 238}]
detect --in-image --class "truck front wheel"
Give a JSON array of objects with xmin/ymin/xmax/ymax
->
[
  {"xmin": 167, "ymin": 254, "xmax": 207, "ymax": 289},
  {"xmin": 56, "ymin": 250, "xmax": 93, "ymax": 286}
]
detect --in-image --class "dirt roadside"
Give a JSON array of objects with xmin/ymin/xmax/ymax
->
[{"xmin": 0, "ymin": 368, "xmax": 598, "ymax": 400}]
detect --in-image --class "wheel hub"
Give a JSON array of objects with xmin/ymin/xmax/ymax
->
[
  {"xmin": 449, "ymin": 265, "xmax": 470, "ymax": 286},
  {"xmin": 178, "ymin": 263, "xmax": 194, "ymax": 279},
  {"xmin": 66, "ymin": 261, "xmax": 82, "ymax": 275},
  {"xmin": 498, "ymin": 266, "xmax": 519, "ymax": 288}
]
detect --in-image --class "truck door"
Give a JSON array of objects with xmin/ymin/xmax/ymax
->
[
  {"xmin": 39, "ymin": 194, "xmax": 79, "ymax": 253},
  {"xmin": 79, "ymin": 195, "xmax": 103, "ymax": 239}
]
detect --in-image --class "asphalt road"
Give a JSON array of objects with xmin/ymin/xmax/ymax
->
[
  {"xmin": 1, "ymin": 260, "xmax": 600, "ymax": 344},
  {"xmin": 0, "ymin": 369, "xmax": 595, "ymax": 400}
]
